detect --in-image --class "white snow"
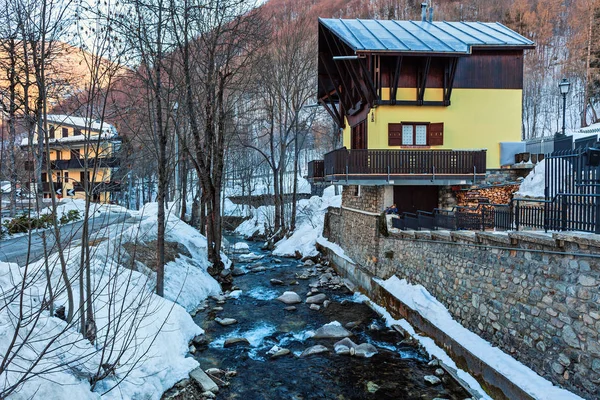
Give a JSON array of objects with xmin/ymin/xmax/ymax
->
[
  {"xmin": 20, "ymin": 115, "xmax": 118, "ymax": 147},
  {"xmin": 315, "ymin": 237, "xmax": 354, "ymax": 264},
  {"xmin": 271, "ymin": 186, "xmax": 341, "ymax": 258},
  {"xmin": 375, "ymin": 276, "xmax": 584, "ymax": 400},
  {"xmin": 238, "ymin": 252, "xmax": 264, "ymax": 261},
  {"xmin": 0, "ymin": 202, "xmax": 224, "ymax": 399},
  {"xmin": 40, "ymin": 198, "xmax": 131, "ymax": 219},
  {"xmin": 232, "ymin": 242, "xmax": 250, "ymax": 252},
  {"xmin": 516, "ymin": 160, "xmax": 546, "ymax": 198}
]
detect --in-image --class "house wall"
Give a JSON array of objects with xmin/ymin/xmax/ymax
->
[{"xmin": 342, "ymin": 88, "xmax": 523, "ymax": 169}]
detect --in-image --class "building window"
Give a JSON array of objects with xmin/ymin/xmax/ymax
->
[
  {"xmin": 74, "ymin": 128, "xmax": 82, "ymax": 136},
  {"xmin": 70, "ymin": 149, "xmax": 81, "ymax": 159},
  {"xmin": 354, "ymin": 185, "xmax": 361, "ymax": 197},
  {"xmin": 49, "ymin": 126, "xmax": 55, "ymax": 139},
  {"xmin": 41, "ymin": 172, "xmax": 47, "ymax": 182},
  {"xmin": 62, "ymin": 127, "xmax": 68, "ymax": 137},
  {"xmin": 388, "ymin": 123, "xmax": 444, "ymax": 146},
  {"xmin": 55, "ymin": 150, "xmax": 62, "ymax": 160}
]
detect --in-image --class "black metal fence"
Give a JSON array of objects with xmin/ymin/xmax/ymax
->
[{"xmin": 391, "ymin": 195, "xmax": 598, "ymax": 234}]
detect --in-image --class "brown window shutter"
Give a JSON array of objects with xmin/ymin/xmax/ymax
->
[
  {"xmin": 388, "ymin": 123, "xmax": 403, "ymax": 146},
  {"xmin": 428, "ymin": 123, "xmax": 444, "ymax": 146}
]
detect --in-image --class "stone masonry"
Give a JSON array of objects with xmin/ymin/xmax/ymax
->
[
  {"xmin": 324, "ymin": 187, "xmax": 600, "ymax": 398},
  {"xmin": 331, "ymin": 186, "xmax": 387, "ymax": 269}
]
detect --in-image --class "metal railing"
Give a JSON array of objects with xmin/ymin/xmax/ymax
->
[{"xmin": 389, "ymin": 193, "xmax": 599, "ymax": 234}]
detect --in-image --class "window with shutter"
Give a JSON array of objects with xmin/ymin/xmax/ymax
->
[
  {"xmin": 415, "ymin": 125, "xmax": 427, "ymax": 145},
  {"xmin": 427, "ymin": 123, "xmax": 444, "ymax": 146},
  {"xmin": 402, "ymin": 125, "xmax": 413, "ymax": 145},
  {"xmin": 388, "ymin": 123, "xmax": 403, "ymax": 146}
]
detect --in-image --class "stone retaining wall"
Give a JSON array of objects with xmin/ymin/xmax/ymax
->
[
  {"xmin": 324, "ymin": 189, "xmax": 600, "ymax": 398},
  {"xmin": 375, "ymin": 230, "xmax": 600, "ymax": 399}
]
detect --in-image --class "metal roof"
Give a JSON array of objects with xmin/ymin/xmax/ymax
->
[{"xmin": 319, "ymin": 18, "xmax": 535, "ymax": 54}]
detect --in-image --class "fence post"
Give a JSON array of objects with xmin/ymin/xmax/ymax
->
[
  {"xmin": 515, "ymin": 201, "xmax": 520, "ymax": 231},
  {"xmin": 345, "ymin": 164, "xmax": 348, "ymax": 184},
  {"xmin": 561, "ymin": 195, "xmax": 567, "ymax": 231},
  {"xmin": 480, "ymin": 206, "xmax": 485, "ymax": 231},
  {"xmin": 594, "ymin": 197, "xmax": 600, "ymax": 234}
]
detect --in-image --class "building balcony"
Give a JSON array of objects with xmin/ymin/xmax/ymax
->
[
  {"xmin": 308, "ymin": 148, "xmax": 487, "ymax": 185},
  {"xmin": 307, "ymin": 160, "xmax": 325, "ymax": 183},
  {"xmin": 41, "ymin": 182, "xmax": 63, "ymax": 193},
  {"xmin": 25, "ymin": 157, "xmax": 120, "ymax": 171},
  {"xmin": 73, "ymin": 181, "xmax": 122, "ymax": 193}
]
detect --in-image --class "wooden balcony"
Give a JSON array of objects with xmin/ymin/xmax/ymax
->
[
  {"xmin": 308, "ymin": 148, "xmax": 487, "ymax": 185},
  {"xmin": 25, "ymin": 157, "xmax": 120, "ymax": 171},
  {"xmin": 307, "ymin": 160, "xmax": 325, "ymax": 183}
]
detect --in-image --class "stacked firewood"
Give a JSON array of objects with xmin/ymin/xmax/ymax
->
[{"xmin": 456, "ymin": 184, "xmax": 520, "ymax": 207}]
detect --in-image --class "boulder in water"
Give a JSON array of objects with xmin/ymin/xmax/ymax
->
[
  {"xmin": 306, "ymin": 293, "xmax": 327, "ymax": 304},
  {"xmin": 215, "ymin": 317, "xmax": 237, "ymax": 326},
  {"xmin": 354, "ymin": 343, "xmax": 378, "ymax": 358},
  {"xmin": 276, "ymin": 291, "xmax": 302, "ymax": 305},
  {"xmin": 300, "ymin": 344, "xmax": 329, "ymax": 357},
  {"xmin": 312, "ymin": 321, "xmax": 352, "ymax": 339},
  {"xmin": 223, "ymin": 337, "xmax": 250, "ymax": 348}
]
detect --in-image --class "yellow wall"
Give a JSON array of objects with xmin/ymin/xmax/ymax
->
[{"xmin": 342, "ymin": 88, "xmax": 523, "ymax": 169}]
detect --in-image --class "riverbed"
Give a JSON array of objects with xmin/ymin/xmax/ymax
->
[{"xmin": 191, "ymin": 237, "xmax": 471, "ymax": 400}]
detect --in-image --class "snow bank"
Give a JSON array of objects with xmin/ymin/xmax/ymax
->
[
  {"xmin": 0, "ymin": 202, "xmax": 223, "ymax": 399},
  {"xmin": 315, "ymin": 237, "xmax": 354, "ymax": 264},
  {"xmin": 376, "ymin": 276, "xmax": 583, "ymax": 400},
  {"xmin": 272, "ymin": 186, "xmax": 341, "ymax": 257},
  {"xmin": 39, "ymin": 198, "xmax": 131, "ymax": 219},
  {"xmin": 516, "ymin": 160, "xmax": 546, "ymax": 198}
]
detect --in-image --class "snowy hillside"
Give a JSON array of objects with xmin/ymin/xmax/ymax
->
[
  {"xmin": 0, "ymin": 204, "xmax": 223, "ymax": 399},
  {"xmin": 234, "ymin": 186, "xmax": 341, "ymax": 257}
]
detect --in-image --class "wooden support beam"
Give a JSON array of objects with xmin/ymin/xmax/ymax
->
[
  {"xmin": 319, "ymin": 51, "xmax": 352, "ymax": 113},
  {"xmin": 320, "ymin": 25, "xmax": 356, "ymax": 112},
  {"xmin": 328, "ymin": 36, "xmax": 369, "ymax": 108},
  {"xmin": 444, "ymin": 57, "xmax": 458, "ymax": 105},
  {"xmin": 390, "ymin": 56, "xmax": 403, "ymax": 105},
  {"xmin": 318, "ymin": 77, "xmax": 345, "ymax": 128},
  {"xmin": 417, "ymin": 56, "xmax": 431, "ymax": 105}
]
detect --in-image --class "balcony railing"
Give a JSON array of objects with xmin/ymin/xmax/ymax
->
[
  {"xmin": 25, "ymin": 157, "xmax": 120, "ymax": 171},
  {"xmin": 73, "ymin": 181, "xmax": 122, "ymax": 193},
  {"xmin": 317, "ymin": 148, "xmax": 486, "ymax": 184},
  {"xmin": 307, "ymin": 160, "xmax": 324, "ymax": 182}
]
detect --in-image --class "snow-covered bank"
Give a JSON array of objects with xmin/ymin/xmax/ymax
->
[
  {"xmin": 0, "ymin": 203, "xmax": 223, "ymax": 399},
  {"xmin": 234, "ymin": 186, "xmax": 341, "ymax": 257},
  {"xmin": 375, "ymin": 277, "xmax": 583, "ymax": 400},
  {"xmin": 273, "ymin": 187, "xmax": 341, "ymax": 257},
  {"xmin": 516, "ymin": 160, "xmax": 546, "ymax": 198}
]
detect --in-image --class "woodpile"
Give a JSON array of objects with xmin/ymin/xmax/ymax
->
[{"xmin": 456, "ymin": 184, "xmax": 520, "ymax": 207}]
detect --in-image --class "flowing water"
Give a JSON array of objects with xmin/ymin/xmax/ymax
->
[{"xmin": 191, "ymin": 237, "xmax": 471, "ymax": 400}]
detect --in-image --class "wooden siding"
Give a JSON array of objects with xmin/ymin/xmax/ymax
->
[
  {"xmin": 454, "ymin": 50, "xmax": 523, "ymax": 89},
  {"xmin": 377, "ymin": 50, "xmax": 523, "ymax": 91}
]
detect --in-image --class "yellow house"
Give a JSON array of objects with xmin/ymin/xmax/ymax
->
[
  {"xmin": 21, "ymin": 115, "xmax": 121, "ymax": 203},
  {"xmin": 309, "ymin": 13, "xmax": 534, "ymax": 214}
]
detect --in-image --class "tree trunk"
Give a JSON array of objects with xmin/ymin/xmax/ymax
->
[{"xmin": 155, "ymin": 0, "xmax": 166, "ymax": 297}]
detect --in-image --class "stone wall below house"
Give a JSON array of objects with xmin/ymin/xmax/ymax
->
[{"xmin": 374, "ymin": 230, "xmax": 600, "ymax": 399}]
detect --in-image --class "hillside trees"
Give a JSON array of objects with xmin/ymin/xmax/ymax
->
[
  {"xmin": 243, "ymin": 4, "xmax": 319, "ymax": 238},
  {"xmin": 167, "ymin": 0, "xmax": 267, "ymax": 277}
]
